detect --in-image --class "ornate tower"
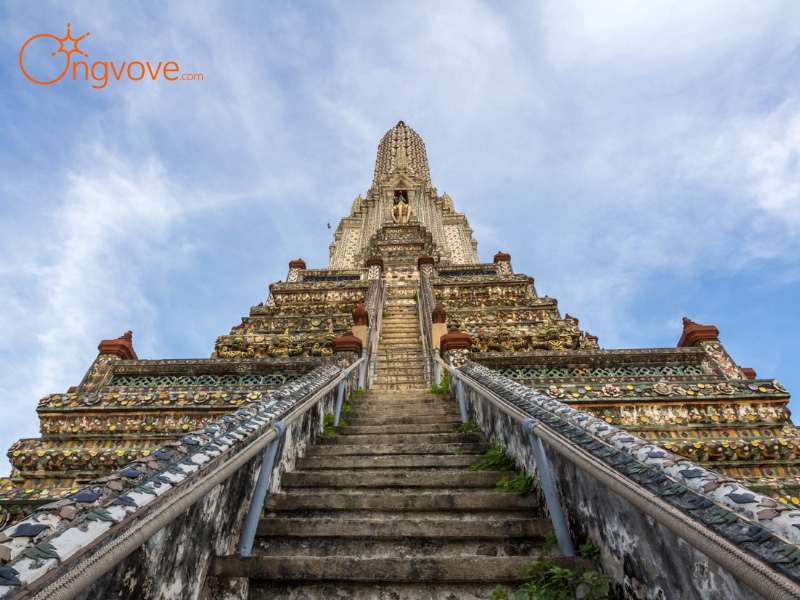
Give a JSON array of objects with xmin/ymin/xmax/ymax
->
[{"xmin": 328, "ymin": 121, "xmax": 479, "ymax": 271}]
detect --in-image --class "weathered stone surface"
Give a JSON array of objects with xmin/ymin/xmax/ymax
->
[{"xmin": 213, "ymin": 555, "xmax": 588, "ymax": 581}]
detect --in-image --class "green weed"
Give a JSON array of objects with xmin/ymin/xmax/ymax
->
[
  {"xmin": 453, "ymin": 420, "xmax": 482, "ymax": 434},
  {"xmin": 321, "ymin": 412, "xmax": 346, "ymax": 437},
  {"xmin": 470, "ymin": 441, "xmax": 517, "ymax": 472},
  {"xmin": 429, "ymin": 371, "xmax": 450, "ymax": 394},
  {"xmin": 579, "ymin": 539, "xmax": 602, "ymax": 561},
  {"xmin": 491, "ymin": 559, "xmax": 612, "ymax": 600},
  {"xmin": 544, "ymin": 528, "xmax": 558, "ymax": 551},
  {"xmin": 494, "ymin": 473, "xmax": 537, "ymax": 494}
]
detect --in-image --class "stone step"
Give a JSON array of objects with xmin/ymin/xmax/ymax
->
[
  {"xmin": 295, "ymin": 454, "xmax": 482, "ymax": 470},
  {"xmin": 264, "ymin": 491, "xmax": 537, "ymax": 512},
  {"xmin": 379, "ymin": 333, "xmax": 420, "ymax": 338},
  {"xmin": 370, "ymin": 385, "xmax": 429, "ymax": 391},
  {"xmin": 347, "ymin": 399, "xmax": 451, "ymax": 408},
  {"xmin": 372, "ymin": 370, "xmax": 427, "ymax": 377},
  {"xmin": 369, "ymin": 382, "xmax": 430, "ymax": 390},
  {"xmin": 371, "ymin": 386, "xmax": 430, "ymax": 392},
  {"xmin": 214, "ymin": 555, "xmax": 590, "ymax": 584},
  {"xmin": 378, "ymin": 344, "xmax": 422, "ymax": 348},
  {"xmin": 376, "ymin": 359, "xmax": 424, "ymax": 364},
  {"xmin": 345, "ymin": 407, "xmax": 460, "ymax": 417},
  {"xmin": 242, "ymin": 582, "xmax": 520, "ymax": 600},
  {"xmin": 344, "ymin": 414, "xmax": 461, "ymax": 427},
  {"xmin": 354, "ymin": 391, "xmax": 445, "ymax": 399},
  {"xmin": 365, "ymin": 382, "xmax": 431, "ymax": 390},
  {"xmin": 255, "ymin": 517, "xmax": 547, "ymax": 538},
  {"xmin": 282, "ymin": 470, "xmax": 516, "ymax": 489},
  {"xmin": 375, "ymin": 358, "xmax": 425, "ymax": 363},
  {"xmin": 378, "ymin": 345, "xmax": 423, "ymax": 351},
  {"xmin": 250, "ymin": 536, "xmax": 543, "ymax": 558},
  {"xmin": 318, "ymin": 431, "xmax": 478, "ymax": 445},
  {"xmin": 306, "ymin": 442, "xmax": 488, "ymax": 456},
  {"xmin": 334, "ymin": 423, "xmax": 460, "ymax": 435}
]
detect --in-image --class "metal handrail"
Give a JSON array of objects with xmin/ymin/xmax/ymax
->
[
  {"xmin": 413, "ymin": 280, "xmax": 433, "ymax": 387},
  {"xmin": 417, "ymin": 272, "xmax": 436, "ymax": 352},
  {"xmin": 367, "ymin": 280, "xmax": 386, "ymax": 389},
  {"xmin": 333, "ymin": 356, "xmax": 366, "ymax": 425},
  {"xmin": 239, "ymin": 355, "xmax": 364, "ymax": 556}
]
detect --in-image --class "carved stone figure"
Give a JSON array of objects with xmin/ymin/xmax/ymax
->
[{"xmin": 391, "ymin": 196, "xmax": 413, "ymax": 223}]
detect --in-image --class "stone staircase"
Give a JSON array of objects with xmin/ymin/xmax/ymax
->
[
  {"xmin": 213, "ymin": 389, "xmax": 585, "ymax": 599},
  {"xmin": 373, "ymin": 285, "xmax": 429, "ymax": 390}
]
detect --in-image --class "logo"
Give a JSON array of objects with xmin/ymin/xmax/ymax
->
[{"xmin": 19, "ymin": 23, "xmax": 203, "ymax": 89}]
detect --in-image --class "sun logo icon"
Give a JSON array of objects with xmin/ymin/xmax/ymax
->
[{"xmin": 19, "ymin": 23, "xmax": 90, "ymax": 85}]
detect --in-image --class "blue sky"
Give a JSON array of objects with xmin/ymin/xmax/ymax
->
[{"xmin": 1, "ymin": 1, "xmax": 799, "ymax": 477}]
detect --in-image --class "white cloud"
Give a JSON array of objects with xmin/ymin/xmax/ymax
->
[
  {"xmin": 0, "ymin": 148, "xmax": 187, "ymax": 474},
  {"xmin": 707, "ymin": 100, "xmax": 800, "ymax": 230},
  {"xmin": 540, "ymin": 1, "xmax": 796, "ymax": 76}
]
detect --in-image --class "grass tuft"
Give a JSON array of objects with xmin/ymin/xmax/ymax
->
[{"xmin": 469, "ymin": 441, "xmax": 517, "ymax": 472}]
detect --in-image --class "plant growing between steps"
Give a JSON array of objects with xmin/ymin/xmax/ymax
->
[
  {"xmin": 494, "ymin": 473, "xmax": 537, "ymax": 494},
  {"xmin": 579, "ymin": 539, "xmax": 602, "ymax": 561},
  {"xmin": 469, "ymin": 439, "xmax": 538, "ymax": 494},
  {"xmin": 453, "ymin": 419, "xmax": 481, "ymax": 434},
  {"xmin": 469, "ymin": 441, "xmax": 517, "ymax": 472},
  {"xmin": 429, "ymin": 371, "xmax": 450, "ymax": 394},
  {"xmin": 544, "ymin": 527, "xmax": 558, "ymax": 552},
  {"xmin": 491, "ymin": 559, "xmax": 611, "ymax": 600},
  {"xmin": 340, "ymin": 388, "xmax": 364, "ymax": 413},
  {"xmin": 321, "ymin": 412, "xmax": 346, "ymax": 437}
]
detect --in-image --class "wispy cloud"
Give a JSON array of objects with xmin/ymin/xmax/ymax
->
[{"xmin": 0, "ymin": 147, "xmax": 189, "ymax": 472}]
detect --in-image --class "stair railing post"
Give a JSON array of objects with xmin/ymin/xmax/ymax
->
[
  {"xmin": 333, "ymin": 378, "xmax": 347, "ymax": 426},
  {"xmin": 522, "ymin": 417, "xmax": 575, "ymax": 557},
  {"xmin": 358, "ymin": 358, "xmax": 366, "ymax": 390},
  {"xmin": 434, "ymin": 349, "xmax": 441, "ymax": 386},
  {"xmin": 236, "ymin": 421, "xmax": 286, "ymax": 557},
  {"xmin": 454, "ymin": 373, "xmax": 468, "ymax": 424}
]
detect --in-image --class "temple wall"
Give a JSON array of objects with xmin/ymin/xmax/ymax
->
[{"xmin": 460, "ymin": 384, "xmax": 766, "ymax": 600}]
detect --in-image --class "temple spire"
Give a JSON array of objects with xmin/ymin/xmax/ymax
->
[{"xmin": 372, "ymin": 121, "xmax": 431, "ymax": 186}]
